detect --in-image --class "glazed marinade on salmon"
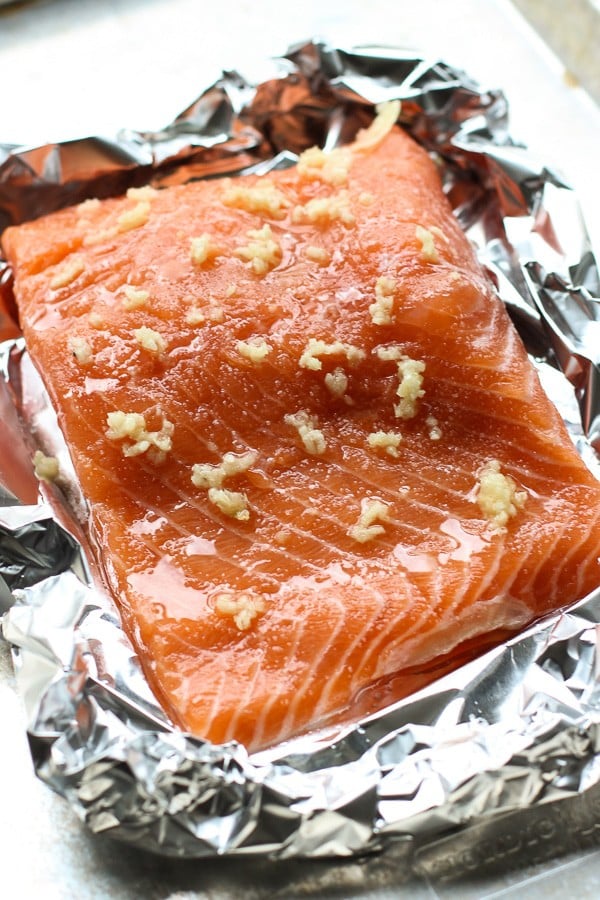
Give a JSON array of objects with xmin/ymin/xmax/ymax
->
[{"xmin": 4, "ymin": 104, "xmax": 600, "ymax": 750}]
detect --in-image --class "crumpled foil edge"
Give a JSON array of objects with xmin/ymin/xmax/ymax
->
[{"xmin": 1, "ymin": 39, "xmax": 600, "ymax": 862}]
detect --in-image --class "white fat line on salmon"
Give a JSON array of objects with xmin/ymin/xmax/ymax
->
[
  {"xmin": 105, "ymin": 411, "xmax": 174, "ymax": 464},
  {"xmin": 348, "ymin": 499, "xmax": 391, "ymax": 543},
  {"xmin": 475, "ymin": 459, "xmax": 527, "ymax": 529}
]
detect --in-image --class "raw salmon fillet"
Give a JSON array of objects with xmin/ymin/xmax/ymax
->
[{"xmin": 4, "ymin": 107, "xmax": 600, "ymax": 750}]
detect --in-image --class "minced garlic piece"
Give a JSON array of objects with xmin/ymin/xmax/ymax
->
[
  {"xmin": 395, "ymin": 357, "xmax": 426, "ymax": 419},
  {"xmin": 426, "ymin": 415, "xmax": 442, "ymax": 441},
  {"xmin": 208, "ymin": 487, "xmax": 250, "ymax": 521},
  {"xmin": 274, "ymin": 530, "xmax": 291, "ymax": 546},
  {"xmin": 88, "ymin": 312, "xmax": 103, "ymax": 328},
  {"xmin": 133, "ymin": 326, "xmax": 166, "ymax": 355},
  {"xmin": 292, "ymin": 191, "xmax": 355, "ymax": 228},
  {"xmin": 285, "ymin": 410, "xmax": 326, "ymax": 455},
  {"xmin": 348, "ymin": 498, "xmax": 391, "ymax": 544},
  {"xmin": 191, "ymin": 450, "xmax": 257, "ymax": 490},
  {"xmin": 69, "ymin": 336, "xmax": 93, "ymax": 365},
  {"xmin": 234, "ymin": 224, "xmax": 281, "ymax": 275},
  {"xmin": 221, "ymin": 180, "xmax": 290, "ymax": 219},
  {"xmin": 186, "ymin": 307, "xmax": 206, "ymax": 325},
  {"xmin": 190, "ymin": 233, "xmax": 222, "ymax": 267},
  {"xmin": 304, "ymin": 245, "xmax": 331, "ymax": 266},
  {"xmin": 225, "ymin": 283, "xmax": 237, "ymax": 297},
  {"xmin": 353, "ymin": 100, "xmax": 401, "ymax": 153},
  {"xmin": 188, "ymin": 302, "xmax": 225, "ymax": 325},
  {"xmin": 50, "ymin": 257, "xmax": 85, "ymax": 290},
  {"xmin": 296, "ymin": 145, "xmax": 352, "ymax": 187},
  {"xmin": 369, "ymin": 276, "xmax": 396, "ymax": 326},
  {"xmin": 236, "ymin": 337, "xmax": 273, "ymax": 363},
  {"xmin": 106, "ymin": 412, "xmax": 174, "ymax": 463},
  {"xmin": 376, "ymin": 344, "xmax": 405, "ymax": 362},
  {"xmin": 33, "ymin": 450, "xmax": 59, "ymax": 482},
  {"xmin": 214, "ymin": 591, "xmax": 266, "ymax": 630},
  {"xmin": 118, "ymin": 201, "xmax": 150, "ymax": 233},
  {"xmin": 77, "ymin": 197, "xmax": 100, "ymax": 215},
  {"xmin": 122, "ymin": 285, "xmax": 149, "ymax": 310},
  {"xmin": 428, "ymin": 224, "xmax": 449, "ymax": 245},
  {"xmin": 367, "ymin": 431, "xmax": 402, "ymax": 458},
  {"xmin": 415, "ymin": 225, "xmax": 439, "ymax": 263},
  {"xmin": 358, "ymin": 191, "xmax": 375, "ymax": 206},
  {"xmin": 299, "ymin": 338, "xmax": 365, "ymax": 371},
  {"xmin": 126, "ymin": 185, "xmax": 157, "ymax": 202},
  {"xmin": 476, "ymin": 460, "xmax": 527, "ymax": 529},
  {"xmin": 324, "ymin": 367, "xmax": 348, "ymax": 399}
]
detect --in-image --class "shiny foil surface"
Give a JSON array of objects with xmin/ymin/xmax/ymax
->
[{"xmin": 1, "ymin": 40, "xmax": 600, "ymax": 862}]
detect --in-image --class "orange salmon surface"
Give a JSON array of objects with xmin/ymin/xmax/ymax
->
[{"xmin": 4, "ymin": 105, "xmax": 600, "ymax": 750}]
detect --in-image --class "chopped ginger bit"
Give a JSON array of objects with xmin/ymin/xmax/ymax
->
[
  {"xmin": 50, "ymin": 257, "xmax": 85, "ymax": 290},
  {"xmin": 304, "ymin": 245, "xmax": 331, "ymax": 266},
  {"xmin": 449, "ymin": 270, "xmax": 463, "ymax": 283},
  {"xmin": 191, "ymin": 451, "xmax": 257, "ymax": 491},
  {"xmin": 122, "ymin": 285, "xmax": 149, "ymax": 310},
  {"xmin": 222, "ymin": 180, "xmax": 290, "ymax": 219},
  {"xmin": 369, "ymin": 276, "xmax": 396, "ymax": 325},
  {"xmin": 236, "ymin": 337, "xmax": 273, "ymax": 363},
  {"xmin": 426, "ymin": 415, "xmax": 442, "ymax": 441},
  {"xmin": 292, "ymin": 191, "xmax": 355, "ymax": 228},
  {"xmin": 190, "ymin": 233, "xmax": 222, "ymax": 267},
  {"xmin": 296, "ymin": 145, "xmax": 352, "ymax": 187},
  {"xmin": 214, "ymin": 591, "xmax": 266, "ymax": 630},
  {"xmin": 126, "ymin": 185, "xmax": 158, "ymax": 202},
  {"xmin": 208, "ymin": 487, "xmax": 250, "ymax": 521},
  {"xmin": 299, "ymin": 338, "xmax": 365, "ymax": 371},
  {"xmin": 33, "ymin": 450, "xmax": 59, "ymax": 482},
  {"xmin": 476, "ymin": 460, "xmax": 527, "ymax": 529},
  {"xmin": 106, "ymin": 411, "xmax": 174, "ymax": 463},
  {"xmin": 225, "ymin": 283, "xmax": 237, "ymax": 297},
  {"xmin": 118, "ymin": 201, "xmax": 150, "ymax": 233},
  {"xmin": 324, "ymin": 367, "xmax": 348, "ymax": 399},
  {"xmin": 352, "ymin": 100, "xmax": 401, "ymax": 153},
  {"xmin": 285, "ymin": 410, "xmax": 326, "ymax": 455},
  {"xmin": 69, "ymin": 335, "xmax": 93, "ymax": 365},
  {"xmin": 415, "ymin": 224, "xmax": 439, "ymax": 263},
  {"xmin": 274, "ymin": 530, "xmax": 291, "ymax": 546},
  {"xmin": 368, "ymin": 431, "xmax": 402, "ymax": 458},
  {"xmin": 234, "ymin": 224, "xmax": 282, "ymax": 275},
  {"xmin": 395, "ymin": 357, "xmax": 426, "ymax": 419},
  {"xmin": 348, "ymin": 498, "xmax": 391, "ymax": 543},
  {"xmin": 133, "ymin": 326, "xmax": 166, "ymax": 355}
]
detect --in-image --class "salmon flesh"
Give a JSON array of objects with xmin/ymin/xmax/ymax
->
[{"xmin": 3, "ymin": 107, "xmax": 600, "ymax": 749}]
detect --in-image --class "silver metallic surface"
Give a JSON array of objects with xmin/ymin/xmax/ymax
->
[{"xmin": 1, "ymin": 40, "xmax": 600, "ymax": 865}]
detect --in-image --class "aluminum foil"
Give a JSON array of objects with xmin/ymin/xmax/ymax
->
[{"xmin": 1, "ymin": 40, "xmax": 600, "ymax": 864}]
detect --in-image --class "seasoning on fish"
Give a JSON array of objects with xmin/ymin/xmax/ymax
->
[{"xmin": 4, "ymin": 101, "xmax": 600, "ymax": 751}]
